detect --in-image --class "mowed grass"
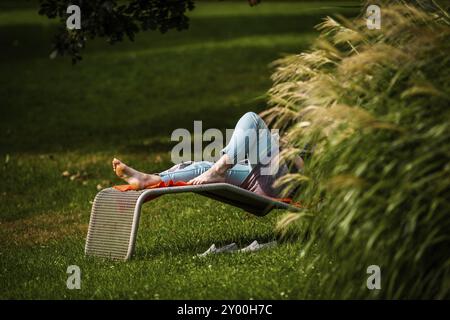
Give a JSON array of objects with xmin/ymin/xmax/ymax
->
[{"xmin": 0, "ymin": 2, "xmax": 359, "ymax": 299}]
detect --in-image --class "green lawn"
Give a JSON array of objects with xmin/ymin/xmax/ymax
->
[{"xmin": 0, "ymin": 1, "xmax": 359, "ymax": 299}]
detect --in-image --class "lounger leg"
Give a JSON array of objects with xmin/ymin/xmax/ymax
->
[{"xmin": 85, "ymin": 188, "xmax": 147, "ymax": 261}]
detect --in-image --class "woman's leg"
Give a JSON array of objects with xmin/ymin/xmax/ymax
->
[
  {"xmin": 159, "ymin": 161, "xmax": 213, "ymax": 183},
  {"xmin": 189, "ymin": 112, "xmax": 272, "ymax": 185},
  {"xmin": 221, "ymin": 111, "xmax": 272, "ymax": 167},
  {"xmin": 112, "ymin": 158, "xmax": 250, "ymax": 188},
  {"xmin": 159, "ymin": 161, "xmax": 249, "ymax": 185}
]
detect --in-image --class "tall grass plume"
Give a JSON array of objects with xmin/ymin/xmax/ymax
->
[{"xmin": 266, "ymin": 0, "xmax": 450, "ymax": 299}]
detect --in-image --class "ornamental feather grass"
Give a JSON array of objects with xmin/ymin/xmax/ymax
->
[{"xmin": 266, "ymin": 0, "xmax": 450, "ymax": 299}]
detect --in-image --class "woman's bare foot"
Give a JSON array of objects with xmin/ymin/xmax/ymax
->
[
  {"xmin": 189, "ymin": 154, "xmax": 232, "ymax": 185},
  {"xmin": 112, "ymin": 158, "xmax": 161, "ymax": 189},
  {"xmin": 189, "ymin": 166, "xmax": 227, "ymax": 185}
]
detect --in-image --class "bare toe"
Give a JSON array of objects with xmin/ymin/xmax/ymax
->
[
  {"xmin": 112, "ymin": 158, "xmax": 121, "ymax": 171},
  {"xmin": 112, "ymin": 159, "xmax": 127, "ymax": 178}
]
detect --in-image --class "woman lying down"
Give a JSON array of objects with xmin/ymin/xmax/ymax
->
[{"xmin": 112, "ymin": 112, "xmax": 303, "ymax": 198}]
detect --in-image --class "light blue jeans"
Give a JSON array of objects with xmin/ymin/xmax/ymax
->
[{"xmin": 159, "ymin": 112, "xmax": 273, "ymax": 186}]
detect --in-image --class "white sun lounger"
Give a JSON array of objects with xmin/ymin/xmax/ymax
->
[{"xmin": 85, "ymin": 183, "xmax": 300, "ymax": 261}]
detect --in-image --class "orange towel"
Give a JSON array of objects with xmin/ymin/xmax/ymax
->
[
  {"xmin": 113, "ymin": 180, "xmax": 302, "ymax": 208},
  {"xmin": 113, "ymin": 180, "xmax": 192, "ymax": 192}
]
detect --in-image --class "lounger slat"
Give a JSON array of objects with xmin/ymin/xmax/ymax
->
[
  {"xmin": 86, "ymin": 231, "xmax": 130, "ymax": 242},
  {"xmin": 86, "ymin": 244, "xmax": 129, "ymax": 254},
  {"xmin": 86, "ymin": 227, "xmax": 132, "ymax": 238},
  {"xmin": 86, "ymin": 248, "xmax": 128, "ymax": 258},
  {"xmin": 86, "ymin": 236, "xmax": 131, "ymax": 246},
  {"xmin": 89, "ymin": 222, "xmax": 133, "ymax": 230},
  {"xmin": 90, "ymin": 214, "xmax": 135, "ymax": 222}
]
